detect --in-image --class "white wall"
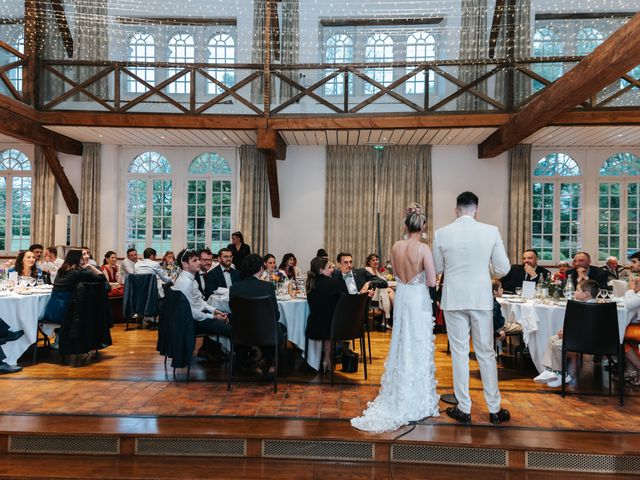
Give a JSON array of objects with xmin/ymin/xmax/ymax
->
[{"xmin": 267, "ymin": 146, "xmax": 326, "ymax": 271}]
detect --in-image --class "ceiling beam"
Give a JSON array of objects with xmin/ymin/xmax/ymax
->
[
  {"xmin": 50, "ymin": 0, "xmax": 74, "ymax": 58},
  {"xmin": 257, "ymin": 129, "xmax": 285, "ymax": 218},
  {"xmin": 257, "ymin": 128, "xmax": 287, "ymax": 159},
  {"xmin": 0, "ymin": 106, "xmax": 83, "ymax": 156},
  {"xmin": 43, "ymin": 146, "xmax": 79, "ymax": 214},
  {"xmin": 479, "ymin": 12, "xmax": 640, "ymax": 158},
  {"xmin": 265, "ymin": 151, "xmax": 280, "ymax": 218}
]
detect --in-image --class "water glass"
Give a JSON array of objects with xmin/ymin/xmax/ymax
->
[{"xmin": 515, "ymin": 287, "xmax": 522, "ymax": 297}]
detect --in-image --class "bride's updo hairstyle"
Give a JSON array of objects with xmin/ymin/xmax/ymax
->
[{"xmin": 404, "ymin": 203, "xmax": 426, "ymax": 233}]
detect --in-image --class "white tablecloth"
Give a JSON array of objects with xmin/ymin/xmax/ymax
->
[
  {"xmin": 498, "ymin": 298, "xmax": 633, "ymax": 373},
  {"xmin": 0, "ymin": 292, "xmax": 51, "ymax": 365},
  {"xmin": 207, "ymin": 295, "xmax": 321, "ymax": 370}
]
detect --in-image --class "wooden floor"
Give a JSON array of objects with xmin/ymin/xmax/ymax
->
[{"xmin": 0, "ymin": 324, "xmax": 637, "ymax": 430}]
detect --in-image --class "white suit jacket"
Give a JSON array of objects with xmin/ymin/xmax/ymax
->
[{"xmin": 433, "ymin": 215, "xmax": 511, "ymax": 311}]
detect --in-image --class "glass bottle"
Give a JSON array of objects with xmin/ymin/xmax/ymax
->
[{"xmin": 563, "ymin": 274, "xmax": 574, "ymax": 300}]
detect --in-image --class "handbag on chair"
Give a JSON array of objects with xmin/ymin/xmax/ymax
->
[{"xmin": 342, "ymin": 349, "xmax": 359, "ymax": 373}]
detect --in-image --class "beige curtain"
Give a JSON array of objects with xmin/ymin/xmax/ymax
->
[
  {"xmin": 508, "ymin": 144, "xmax": 532, "ymax": 262},
  {"xmin": 238, "ymin": 145, "xmax": 269, "ymax": 255},
  {"xmin": 377, "ymin": 146, "xmax": 433, "ymax": 262},
  {"xmin": 250, "ymin": 0, "xmax": 271, "ymax": 106},
  {"xmin": 80, "ymin": 143, "xmax": 101, "ymax": 255},
  {"xmin": 279, "ymin": 0, "xmax": 300, "ymax": 102},
  {"xmin": 457, "ymin": 0, "xmax": 488, "ymax": 110},
  {"xmin": 31, "ymin": 146, "xmax": 56, "ymax": 247}
]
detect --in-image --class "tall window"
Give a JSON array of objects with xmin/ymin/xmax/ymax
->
[
  {"xmin": 207, "ymin": 34, "xmax": 235, "ymax": 94},
  {"xmin": 324, "ymin": 34, "xmax": 354, "ymax": 96},
  {"xmin": 364, "ymin": 34, "xmax": 393, "ymax": 95},
  {"xmin": 532, "ymin": 27, "xmax": 564, "ymax": 91},
  {"xmin": 0, "ymin": 149, "xmax": 31, "ymax": 252},
  {"xmin": 8, "ymin": 34, "xmax": 24, "ymax": 93},
  {"xmin": 598, "ymin": 153, "xmax": 640, "ymax": 260},
  {"xmin": 168, "ymin": 33, "xmax": 195, "ymax": 94},
  {"xmin": 127, "ymin": 33, "xmax": 155, "ymax": 93},
  {"xmin": 576, "ymin": 27, "xmax": 603, "ymax": 55},
  {"xmin": 186, "ymin": 153, "xmax": 233, "ymax": 251},
  {"xmin": 405, "ymin": 32, "xmax": 435, "ymax": 94},
  {"xmin": 532, "ymin": 153, "xmax": 582, "ymax": 262},
  {"xmin": 126, "ymin": 152, "xmax": 172, "ymax": 253}
]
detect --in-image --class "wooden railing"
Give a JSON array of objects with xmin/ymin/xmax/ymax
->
[{"xmin": 0, "ymin": 40, "xmax": 27, "ymax": 103}]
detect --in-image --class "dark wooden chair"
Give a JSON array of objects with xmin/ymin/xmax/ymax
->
[{"xmin": 329, "ymin": 293, "xmax": 370, "ymax": 385}]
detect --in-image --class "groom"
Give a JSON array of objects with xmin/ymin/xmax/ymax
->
[{"xmin": 433, "ymin": 191, "xmax": 512, "ymax": 425}]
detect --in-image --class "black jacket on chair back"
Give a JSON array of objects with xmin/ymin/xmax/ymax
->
[
  {"xmin": 306, "ymin": 275, "xmax": 344, "ymax": 340},
  {"xmin": 157, "ymin": 289, "xmax": 195, "ymax": 369}
]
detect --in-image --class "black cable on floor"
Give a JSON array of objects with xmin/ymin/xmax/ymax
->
[{"xmin": 388, "ymin": 423, "xmax": 417, "ymax": 480}]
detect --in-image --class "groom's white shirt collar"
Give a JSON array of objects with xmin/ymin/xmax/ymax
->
[{"xmin": 455, "ymin": 215, "xmax": 476, "ymax": 222}]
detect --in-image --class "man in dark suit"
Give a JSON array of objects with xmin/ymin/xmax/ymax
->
[
  {"xmin": 500, "ymin": 249, "xmax": 550, "ymax": 293},
  {"xmin": 229, "ymin": 253, "xmax": 285, "ymax": 377},
  {"xmin": 210, "ymin": 247, "xmax": 241, "ymax": 290},
  {"xmin": 0, "ymin": 318, "xmax": 24, "ymax": 374},
  {"xmin": 567, "ymin": 251, "xmax": 609, "ymax": 289},
  {"xmin": 195, "ymin": 248, "xmax": 217, "ymax": 299},
  {"xmin": 332, "ymin": 252, "xmax": 388, "ymax": 294}
]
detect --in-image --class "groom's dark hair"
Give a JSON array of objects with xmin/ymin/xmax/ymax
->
[{"xmin": 456, "ymin": 191, "xmax": 479, "ymax": 207}]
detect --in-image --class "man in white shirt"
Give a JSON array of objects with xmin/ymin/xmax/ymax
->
[
  {"xmin": 433, "ymin": 191, "xmax": 511, "ymax": 425},
  {"xmin": 134, "ymin": 248, "xmax": 172, "ymax": 298},
  {"xmin": 121, "ymin": 248, "xmax": 138, "ymax": 282},
  {"xmin": 41, "ymin": 246, "xmax": 64, "ymax": 279}
]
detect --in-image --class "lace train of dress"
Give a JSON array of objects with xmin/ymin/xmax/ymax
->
[{"xmin": 351, "ymin": 272, "xmax": 440, "ymax": 432}]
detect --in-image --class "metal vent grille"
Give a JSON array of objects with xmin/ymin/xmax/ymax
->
[
  {"xmin": 392, "ymin": 444, "xmax": 507, "ymax": 467},
  {"xmin": 262, "ymin": 440, "xmax": 374, "ymax": 461},
  {"xmin": 136, "ymin": 438, "xmax": 246, "ymax": 457},
  {"xmin": 526, "ymin": 451, "xmax": 640, "ymax": 474},
  {"xmin": 9, "ymin": 435, "xmax": 119, "ymax": 455}
]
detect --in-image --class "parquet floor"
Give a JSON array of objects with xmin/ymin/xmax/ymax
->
[{"xmin": 1, "ymin": 324, "xmax": 637, "ymax": 431}]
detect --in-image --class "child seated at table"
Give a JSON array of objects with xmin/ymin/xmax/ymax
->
[
  {"xmin": 492, "ymin": 280, "xmax": 523, "ymax": 342},
  {"xmin": 533, "ymin": 279, "xmax": 599, "ymax": 388}
]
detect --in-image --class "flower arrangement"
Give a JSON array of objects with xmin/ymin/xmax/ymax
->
[
  {"xmin": 270, "ymin": 270, "xmax": 287, "ymax": 283},
  {"xmin": 380, "ymin": 262, "xmax": 395, "ymax": 281}
]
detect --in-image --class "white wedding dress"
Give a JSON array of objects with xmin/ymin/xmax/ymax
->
[{"xmin": 351, "ymin": 271, "xmax": 440, "ymax": 432}]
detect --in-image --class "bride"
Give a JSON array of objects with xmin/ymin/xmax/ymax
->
[{"xmin": 351, "ymin": 203, "xmax": 440, "ymax": 432}]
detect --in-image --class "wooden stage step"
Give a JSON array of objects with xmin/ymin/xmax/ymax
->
[{"xmin": 1, "ymin": 414, "xmax": 639, "ymax": 476}]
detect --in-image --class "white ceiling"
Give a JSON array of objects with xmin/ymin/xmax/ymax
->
[{"xmin": 524, "ymin": 125, "xmax": 640, "ymax": 146}]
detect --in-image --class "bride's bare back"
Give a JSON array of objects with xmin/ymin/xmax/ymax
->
[{"xmin": 391, "ymin": 239, "xmax": 437, "ymax": 287}]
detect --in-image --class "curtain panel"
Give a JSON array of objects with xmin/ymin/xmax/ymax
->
[
  {"xmin": 80, "ymin": 143, "xmax": 101, "ymax": 255},
  {"xmin": 31, "ymin": 146, "xmax": 56, "ymax": 247},
  {"xmin": 279, "ymin": 0, "xmax": 300, "ymax": 102},
  {"xmin": 508, "ymin": 144, "xmax": 532, "ymax": 262},
  {"xmin": 457, "ymin": 0, "xmax": 488, "ymax": 111},
  {"xmin": 238, "ymin": 145, "xmax": 269, "ymax": 256}
]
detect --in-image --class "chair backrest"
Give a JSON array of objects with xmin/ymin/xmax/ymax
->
[
  {"xmin": 157, "ymin": 288, "xmax": 196, "ymax": 368},
  {"xmin": 229, "ymin": 295, "xmax": 279, "ymax": 347},
  {"xmin": 562, "ymin": 300, "xmax": 620, "ymax": 355},
  {"xmin": 123, "ymin": 273, "xmax": 159, "ymax": 317},
  {"xmin": 330, "ymin": 293, "xmax": 369, "ymax": 342}
]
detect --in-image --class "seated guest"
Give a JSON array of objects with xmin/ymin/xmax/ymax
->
[
  {"xmin": 29, "ymin": 244, "xmax": 44, "ymax": 266},
  {"xmin": 621, "ymin": 252, "xmax": 640, "ymax": 385},
  {"xmin": 230, "ymin": 253, "xmax": 285, "ymax": 377},
  {"xmin": 101, "ymin": 251, "xmax": 124, "ymax": 297},
  {"xmin": 43, "ymin": 249, "xmax": 107, "ymax": 326},
  {"xmin": 9, "ymin": 250, "xmax": 44, "ymax": 282},
  {"xmin": 364, "ymin": 253, "xmax": 394, "ymax": 327},
  {"xmin": 306, "ymin": 256, "xmax": 343, "ymax": 372},
  {"xmin": 227, "ymin": 231, "xmax": 251, "ymax": 268},
  {"xmin": 492, "ymin": 280, "xmax": 522, "ymax": 342},
  {"xmin": 172, "ymin": 249, "xmax": 231, "ymax": 350},
  {"xmin": 195, "ymin": 248, "xmax": 217, "ymax": 300},
  {"xmin": 601, "ymin": 256, "xmax": 628, "ymax": 281},
  {"xmin": 160, "ymin": 251, "xmax": 175, "ymax": 269},
  {"xmin": 533, "ymin": 279, "xmax": 599, "ymax": 387},
  {"xmin": 41, "ymin": 247, "xmax": 64, "ymax": 280},
  {"xmin": 134, "ymin": 248, "xmax": 173, "ymax": 298},
  {"xmin": 566, "ymin": 251, "xmax": 609, "ymax": 289},
  {"xmin": 260, "ymin": 254, "xmax": 279, "ymax": 281},
  {"xmin": 332, "ymin": 252, "xmax": 387, "ymax": 294},
  {"xmin": 499, "ymin": 249, "xmax": 550, "ymax": 293},
  {"xmin": 279, "ymin": 253, "xmax": 301, "ymax": 280},
  {"xmin": 211, "ymin": 248, "xmax": 240, "ymax": 289},
  {"xmin": 552, "ymin": 260, "xmax": 570, "ymax": 284},
  {"xmin": 120, "ymin": 248, "xmax": 138, "ymax": 282},
  {"xmin": 316, "ymin": 248, "xmax": 329, "ymax": 260},
  {"xmin": 81, "ymin": 247, "xmax": 99, "ymax": 268},
  {"xmin": 0, "ymin": 318, "xmax": 24, "ymax": 374}
]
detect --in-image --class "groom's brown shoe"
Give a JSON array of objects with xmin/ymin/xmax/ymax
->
[
  {"xmin": 489, "ymin": 408, "xmax": 511, "ymax": 425},
  {"xmin": 446, "ymin": 406, "xmax": 471, "ymax": 425}
]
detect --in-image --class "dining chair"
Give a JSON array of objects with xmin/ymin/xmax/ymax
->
[
  {"xmin": 329, "ymin": 293, "xmax": 370, "ymax": 385},
  {"xmin": 123, "ymin": 273, "xmax": 158, "ymax": 331}
]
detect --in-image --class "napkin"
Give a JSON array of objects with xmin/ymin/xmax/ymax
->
[
  {"xmin": 519, "ymin": 302, "xmax": 538, "ymax": 344},
  {"xmin": 214, "ymin": 287, "xmax": 229, "ymax": 295}
]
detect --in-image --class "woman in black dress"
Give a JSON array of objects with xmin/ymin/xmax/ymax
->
[
  {"xmin": 227, "ymin": 231, "xmax": 251, "ymax": 268},
  {"xmin": 306, "ymin": 256, "xmax": 346, "ymax": 372}
]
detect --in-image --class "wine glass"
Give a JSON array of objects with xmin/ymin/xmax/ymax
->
[{"xmin": 515, "ymin": 287, "xmax": 522, "ymax": 297}]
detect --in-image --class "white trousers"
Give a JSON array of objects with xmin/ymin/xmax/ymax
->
[{"xmin": 445, "ymin": 309, "xmax": 501, "ymax": 414}]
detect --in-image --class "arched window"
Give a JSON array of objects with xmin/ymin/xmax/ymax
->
[
  {"xmin": 532, "ymin": 27, "xmax": 564, "ymax": 91},
  {"xmin": 8, "ymin": 34, "xmax": 24, "ymax": 93},
  {"xmin": 186, "ymin": 153, "xmax": 233, "ymax": 251},
  {"xmin": 207, "ymin": 34, "xmax": 235, "ymax": 95},
  {"xmin": 405, "ymin": 32, "xmax": 435, "ymax": 95},
  {"xmin": 0, "ymin": 149, "xmax": 31, "ymax": 252},
  {"xmin": 126, "ymin": 152, "xmax": 172, "ymax": 253},
  {"xmin": 576, "ymin": 27, "xmax": 603, "ymax": 56},
  {"xmin": 168, "ymin": 33, "xmax": 195, "ymax": 94},
  {"xmin": 598, "ymin": 153, "xmax": 640, "ymax": 260},
  {"xmin": 532, "ymin": 153, "xmax": 582, "ymax": 262},
  {"xmin": 324, "ymin": 34, "xmax": 354, "ymax": 96},
  {"xmin": 127, "ymin": 33, "xmax": 155, "ymax": 93},
  {"xmin": 364, "ymin": 34, "xmax": 393, "ymax": 95}
]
